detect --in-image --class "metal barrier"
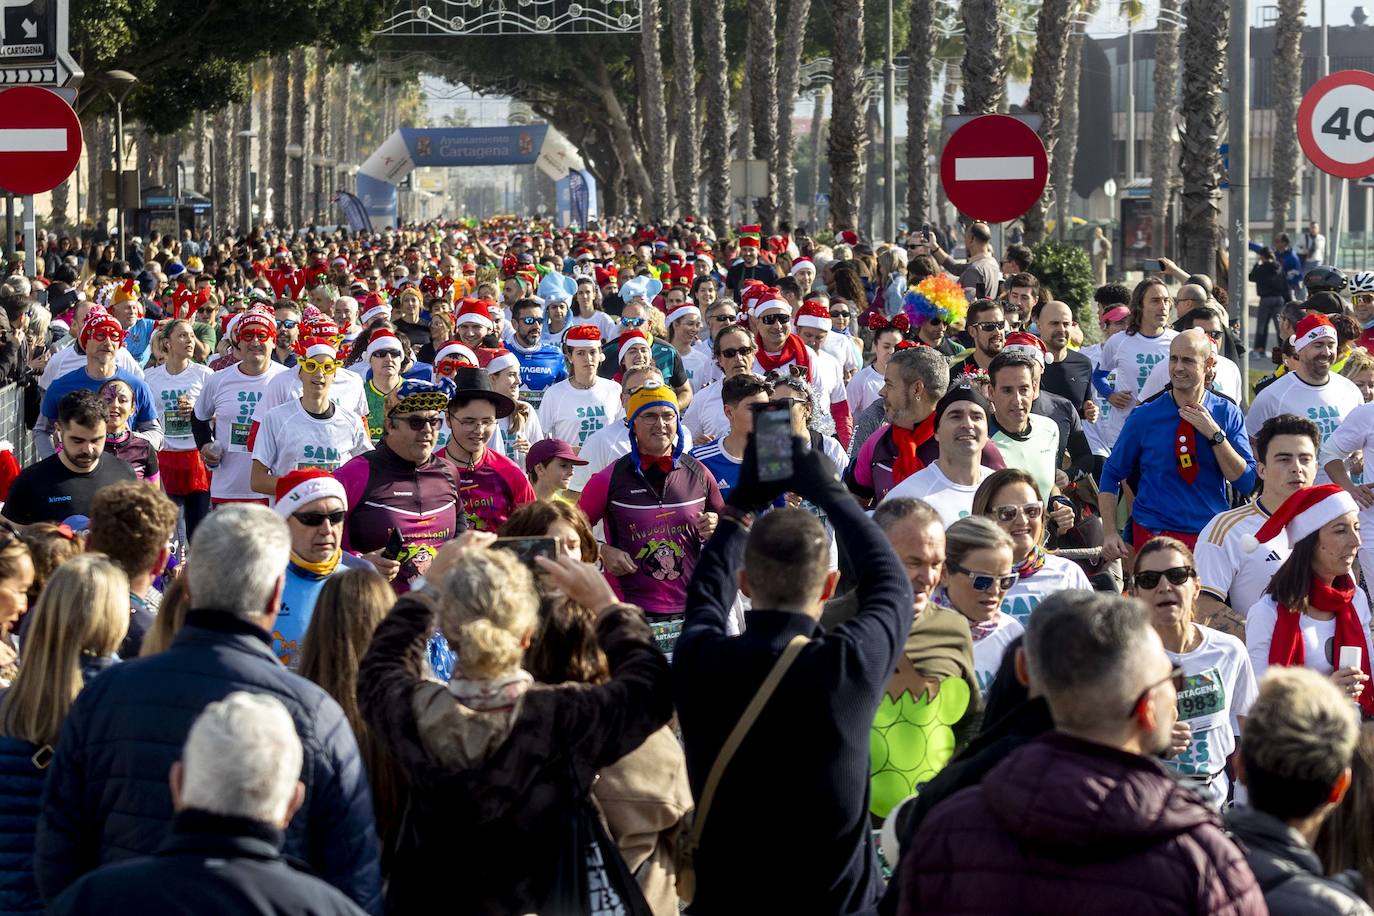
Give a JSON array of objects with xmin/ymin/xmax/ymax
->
[{"xmin": 0, "ymin": 384, "xmax": 35, "ymax": 469}]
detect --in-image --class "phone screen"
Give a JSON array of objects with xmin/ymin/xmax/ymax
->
[
  {"xmin": 1142, "ymin": 259, "xmax": 1164, "ymax": 272},
  {"xmin": 492, "ymin": 536, "xmax": 559, "ymax": 569},
  {"xmin": 753, "ymin": 401, "xmax": 799, "ymax": 482}
]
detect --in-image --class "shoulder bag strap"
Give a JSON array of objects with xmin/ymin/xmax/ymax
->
[{"xmin": 687, "ymin": 633, "xmax": 809, "ymax": 846}]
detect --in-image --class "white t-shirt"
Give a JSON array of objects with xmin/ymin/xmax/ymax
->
[
  {"xmin": 883, "ymin": 461, "xmax": 992, "ymax": 527},
  {"xmin": 1246, "ymin": 371, "xmax": 1364, "ymax": 482},
  {"xmin": 193, "ymin": 362, "xmax": 288, "ymax": 499},
  {"xmin": 846, "ymin": 364, "xmax": 884, "ymax": 416},
  {"xmin": 969, "ymin": 613, "xmax": 1024, "ymax": 697},
  {"xmin": 259, "ymin": 363, "xmax": 368, "ymax": 419},
  {"xmin": 1246, "ymin": 591, "xmax": 1374, "ymax": 682},
  {"xmin": 568, "ymin": 419, "xmax": 694, "ymax": 493},
  {"xmin": 753, "ymin": 344, "xmax": 846, "ymax": 405},
  {"xmin": 536, "ymin": 377, "xmax": 623, "ymax": 450},
  {"xmin": 39, "ymin": 343, "xmax": 144, "ymax": 389},
  {"xmin": 681, "ymin": 347, "xmax": 715, "ymax": 390},
  {"xmin": 821, "ymin": 331, "xmax": 861, "ymax": 375},
  {"xmin": 250, "ymin": 399, "xmax": 372, "ymax": 480},
  {"xmin": 1196, "ymin": 501, "xmax": 1289, "ymax": 619},
  {"xmin": 567, "ymin": 310, "xmax": 618, "ymax": 340},
  {"xmin": 497, "ymin": 406, "xmax": 544, "ymax": 465},
  {"xmin": 1000, "ymin": 554, "xmax": 1094, "ymax": 627},
  {"xmin": 1164, "ymin": 625, "xmax": 1258, "ymax": 809},
  {"xmin": 143, "ymin": 362, "xmax": 213, "ymax": 451},
  {"xmin": 1139, "ymin": 353, "xmax": 1244, "ymax": 404},
  {"xmin": 1080, "ymin": 341, "xmax": 1111, "ymax": 456},
  {"xmin": 1096, "ymin": 329, "xmax": 1177, "ymax": 448},
  {"xmin": 683, "ymin": 379, "xmax": 729, "ymax": 442}
]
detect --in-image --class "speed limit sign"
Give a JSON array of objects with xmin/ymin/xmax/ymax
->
[{"xmin": 1297, "ymin": 70, "xmax": 1374, "ymax": 178}]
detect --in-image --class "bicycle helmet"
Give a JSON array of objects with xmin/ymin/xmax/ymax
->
[
  {"xmin": 1304, "ymin": 264, "xmax": 1348, "ymax": 294},
  {"xmin": 1350, "ymin": 270, "xmax": 1374, "ymax": 294}
]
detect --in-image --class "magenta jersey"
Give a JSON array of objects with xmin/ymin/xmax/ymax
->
[{"xmin": 439, "ymin": 447, "xmax": 536, "ymax": 532}]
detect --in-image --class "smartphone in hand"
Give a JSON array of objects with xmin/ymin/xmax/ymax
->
[{"xmin": 753, "ymin": 400, "xmax": 806, "ymax": 482}]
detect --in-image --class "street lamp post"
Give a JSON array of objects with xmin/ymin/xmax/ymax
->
[
  {"xmin": 883, "ymin": 0, "xmax": 896, "ymax": 239},
  {"xmin": 236, "ymin": 129, "xmax": 257, "ymax": 232},
  {"xmin": 105, "ymin": 70, "xmax": 139, "ymax": 255}
]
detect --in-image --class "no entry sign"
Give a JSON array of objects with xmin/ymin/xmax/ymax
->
[
  {"xmin": 0, "ymin": 86, "xmax": 82, "ymax": 195},
  {"xmin": 1297, "ymin": 70, "xmax": 1374, "ymax": 179},
  {"xmin": 939, "ymin": 114, "xmax": 1048, "ymax": 224}
]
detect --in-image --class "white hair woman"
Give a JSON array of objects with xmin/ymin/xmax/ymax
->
[{"xmin": 357, "ymin": 532, "xmax": 672, "ymax": 915}]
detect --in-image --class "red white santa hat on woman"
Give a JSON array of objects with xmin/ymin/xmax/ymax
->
[
  {"xmin": 274, "ymin": 468, "xmax": 348, "ymax": 517},
  {"xmin": 794, "ymin": 300, "xmax": 832, "ymax": 330},
  {"xmin": 294, "ymin": 338, "xmax": 339, "ymax": 362},
  {"xmin": 359, "ymin": 294, "xmax": 390, "ymax": 327},
  {"xmin": 789, "ymin": 257, "xmax": 816, "ymax": 277},
  {"xmin": 1292, "ymin": 314, "xmax": 1337, "ymax": 352},
  {"xmin": 481, "ymin": 347, "xmax": 520, "ymax": 375},
  {"xmin": 665, "ymin": 302, "xmax": 701, "ymax": 327},
  {"xmin": 563, "ymin": 324, "xmax": 602, "ymax": 349},
  {"xmin": 456, "ymin": 297, "xmax": 495, "ymax": 331},
  {"xmin": 1243, "ymin": 484, "xmax": 1359, "ymax": 553},
  {"xmin": 434, "ymin": 340, "xmax": 478, "ymax": 366},
  {"xmin": 618, "ymin": 328, "xmax": 651, "ymax": 363}
]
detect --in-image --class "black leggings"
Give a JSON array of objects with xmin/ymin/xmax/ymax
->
[{"xmin": 175, "ymin": 491, "xmax": 212, "ymax": 544}]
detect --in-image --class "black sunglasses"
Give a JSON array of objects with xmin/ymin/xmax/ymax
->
[
  {"xmin": 947, "ymin": 560, "xmax": 1017, "ymax": 593},
  {"xmin": 759, "ymin": 313, "xmax": 790, "ymax": 326},
  {"xmin": 394, "ymin": 415, "xmax": 443, "ymax": 431},
  {"xmin": 719, "ymin": 344, "xmax": 756, "ymax": 359},
  {"xmin": 830, "ymin": 310, "xmax": 851, "ymax": 320},
  {"xmin": 1201, "ymin": 329, "xmax": 1224, "ymax": 340},
  {"xmin": 1134, "ymin": 565, "xmax": 1196, "ymax": 589},
  {"xmin": 709, "ymin": 313, "xmax": 739, "ymax": 323},
  {"xmin": 1128, "ymin": 666, "xmax": 1186, "ymax": 718},
  {"xmin": 292, "ymin": 509, "xmax": 345, "ymax": 527},
  {"xmin": 970, "ymin": 320, "xmax": 1006, "ymax": 333}
]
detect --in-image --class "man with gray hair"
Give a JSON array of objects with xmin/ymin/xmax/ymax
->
[
  {"xmin": 898, "ymin": 591, "xmax": 1264, "ymax": 915},
  {"xmin": 35, "ymin": 506, "xmax": 382, "ymax": 913},
  {"xmin": 47, "ymin": 693, "xmax": 366, "ymax": 915},
  {"xmin": 1226, "ymin": 668, "xmax": 1374, "ymax": 915}
]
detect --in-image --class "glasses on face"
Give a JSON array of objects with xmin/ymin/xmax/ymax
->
[
  {"xmin": 1134, "ymin": 565, "xmax": 1196, "ymax": 589},
  {"xmin": 277, "ymin": 319, "xmax": 298, "ymax": 330},
  {"xmin": 947, "ymin": 560, "xmax": 1018, "ymax": 593},
  {"xmin": 760, "ymin": 313, "xmax": 790, "ymax": 326},
  {"xmin": 719, "ymin": 344, "xmax": 756, "ymax": 359},
  {"xmin": 991, "ymin": 503, "xmax": 1043, "ymax": 523},
  {"xmin": 394, "ymin": 414, "xmax": 443, "ymax": 431},
  {"xmin": 292, "ymin": 509, "xmax": 345, "ymax": 527},
  {"xmin": 452, "ymin": 416, "xmax": 497, "ymax": 430},
  {"xmin": 238, "ymin": 330, "xmax": 273, "ymax": 343},
  {"xmin": 710, "ymin": 313, "xmax": 738, "ymax": 324},
  {"xmin": 299, "ymin": 358, "xmax": 341, "ymax": 375},
  {"xmin": 830, "ymin": 310, "xmax": 851, "ymax": 320},
  {"xmin": 435, "ymin": 357, "xmax": 470, "ymax": 375},
  {"xmin": 372, "ymin": 349, "xmax": 403, "ymax": 360},
  {"xmin": 1356, "ymin": 294, "xmax": 1374, "ymax": 305},
  {"xmin": 518, "ymin": 315, "xmax": 542, "ymax": 326},
  {"xmin": 1128, "ymin": 666, "xmax": 1186, "ymax": 718},
  {"xmin": 1199, "ymin": 329, "xmax": 1224, "ymax": 341},
  {"xmin": 621, "ymin": 316, "xmax": 646, "ymax": 328},
  {"xmin": 88, "ymin": 328, "xmax": 123, "ymax": 342},
  {"xmin": 970, "ymin": 320, "xmax": 1006, "ymax": 333},
  {"xmin": 636, "ymin": 410, "xmax": 677, "ymax": 426}
]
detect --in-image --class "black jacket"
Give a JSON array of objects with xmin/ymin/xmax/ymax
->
[
  {"xmin": 34, "ymin": 611, "xmax": 383, "ymax": 914},
  {"xmin": 1224, "ymin": 806, "xmax": 1374, "ymax": 916},
  {"xmin": 48, "ymin": 810, "xmax": 367, "ymax": 915}
]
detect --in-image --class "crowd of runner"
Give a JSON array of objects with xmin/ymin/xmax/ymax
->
[{"xmin": 0, "ymin": 216, "xmax": 1373, "ymax": 914}]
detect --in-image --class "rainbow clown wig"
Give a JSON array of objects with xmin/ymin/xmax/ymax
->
[{"xmin": 903, "ymin": 274, "xmax": 970, "ymax": 328}]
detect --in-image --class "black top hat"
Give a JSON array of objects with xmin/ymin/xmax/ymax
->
[{"xmin": 447, "ymin": 366, "xmax": 515, "ymax": 419}]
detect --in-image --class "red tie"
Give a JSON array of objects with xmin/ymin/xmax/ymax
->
[
  {"xmin": 641, "ymin": 455, "xmax": 673, "ymax": 473},
  {"xmin": 1175, "ymin": 418, "xmax": 1199, "ymax": 484}
]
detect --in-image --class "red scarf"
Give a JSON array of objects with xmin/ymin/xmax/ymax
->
[
  {"xmin": 754, "ymin": 332, "xmax": 813, "ymax": 382},
  {"xmin": 1271, "ymin": 574, "xmax": 1374, "ymax": 717},
  {"xmin": 891, "ymin": 413, "xmax": 935, "ymax": 485}
]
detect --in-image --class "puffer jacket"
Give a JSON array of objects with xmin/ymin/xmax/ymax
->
[
  {"xmin": 357, "ymin": 592, "xmax": 672, "ymax": 916},
  {"xmin": 1225, "ymin": 805, "xmax": 1374, "ymax": 916},
  {"xmin": 33, "ymin": 611, "xmax": 383, "ymax": 915},
  {"xmin": 898, "ymin": 731, "xmax": 1265, "ymax": 916}
]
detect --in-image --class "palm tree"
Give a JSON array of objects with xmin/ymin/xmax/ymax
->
[
  {"xmin": 1270, "ymin": 0, "xmax": 1303, "ymax": 237},
  {"xmin": 1022, "ymin": 0, "xmax": 1079, "ymax": 242},
  {"xmin": 862, "ymin": 96, "xmax": 883, "ymax": 239},
  {"xmin": 935, "ymin": 61, "xmax": 960, "ymax": 225},
  {"xmin": 748, "ymin": 0, "xmax": 779, "ymax": 231},
  {"xmin": 669, "ymin": 0, "xmax": 698, "ymax": 216},
  {"xmin": 213, "ymin": 107, "xmax": 231, "ymax": 232},
  {"xmin": 312, "ymin": 48, "xmax": 331, "ymax": 224},
  {"xmin": 289, "ymin": 47, "xmax": 307, "ymax": 227},
  {"xmin": 701, "ymin": 0, "xmax": 731, "ymax": 235},
  {"xmin": 776, "ymin": 0, "xmax": 812, "ymax": 227},
  {"xmin": 639, "ymin": 0, "xmax": 670, "ymax": 220},
  {"xmin": 807, "ymin": 88, "xmax": 826, "ymax": 225},
  {"xmin": 906, "ymin": 0, "xmax": 934, "ymax": 229},
  {"xmin": 269, "ymin": 55, "xmax": 288, "ymax": 225},
  {"xmin": 1150, "ymin": 0, "xmax": 1182, "ymax": 254},
  {"xmin": 1178, "ymin": 0, "xmax": 1226, "ymax": 273},
  {"xmin": 827, "ymin": 0, "xmax": 866, "ymax": 232},
  {"xmin": 1054, "ymin": 19, "xmax": 1087, "ymax": 239},
  {"xmin": 960, "ymin": 0, "xmax": 1006, "ymax": 113},
  {"xmin": 236, "ymin": 100, "xmax": 252, "ymax": 230}
]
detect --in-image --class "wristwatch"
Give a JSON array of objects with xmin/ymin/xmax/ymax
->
[{"xmin": 1209, "ymin": 430, "xmax": 1225, "ymax": 446}]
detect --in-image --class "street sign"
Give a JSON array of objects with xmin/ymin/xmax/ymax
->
[
  {"xmin": 0, "ymin": 85, "xmax": 81, "ymax": 194},
  {"xmin": 939, "ymin": 114, "xmax": 1048, "ymax": 224},
  {"xmin": 0, "ymin": 0, "xmax": 79, "ymax": 86},
  {"xmin": 1297, "ymin": 69, "xmax": 1374, "ymax": 179}
]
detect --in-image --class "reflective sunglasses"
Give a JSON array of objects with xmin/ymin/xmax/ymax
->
[
  {"xmin": 517, "ymin": 315, "xmax": 542, "ymax": 326},
  {"xmin": 759, "ymin": 313, "xmax": 790, "ymax": 326},
  {"xmin": 299, "ymin": 357, "xmax": 340, "ymax": 375},
  {"xmin": 970, "ymin": 320, "xmax": 1006, "ymax": 333},
  {"xmin": 1128, "ymin": 666, "xmax": 1186, "ymax": 717},
  {"xmin": 277, "ymin": 319, "xmax": 299, "ymax": 330},
  {"xmin": 947, "ymin": 560, "xmax": 1017, "ymax": 593},
  {"xmin": 1356, "ymin": 293, "xmax": 1374, "ymax": 305},
  {"xmin": 620, "ymin": 316, "xmax": 646, "ymax": 328},
  {"xmin": 292, "ymin": 509, "xmax": 345, "ymax": 527},
  {"xmin": 709, "ymin": 312, "xmax": 739, "ymax": 324},
  {"xmin": 719, "ymin": 344, "xmax": 756, "ymax": 359},
  {"xmin": 394, "ymin": 414, "xmax": 444, "ymax": 431},
  {"xmin": 371, "ymin": 348, "xmax": 403, "ymax": 360},
  {"xmin": 991, "ymin": 503, "xmax": 1043, "ymax": 523},
  {"xmin": 1134, "ymin": 565, "xmax": 1196, "ymax": 589}
]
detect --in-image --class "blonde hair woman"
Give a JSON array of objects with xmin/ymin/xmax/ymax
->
[
  {"xmin": 0, "ymin": 555, "xmax": 128, "ymax": 914},
  {"xmin": 358, "ymin": 533, "xmax": 672, "ymax": 915}
]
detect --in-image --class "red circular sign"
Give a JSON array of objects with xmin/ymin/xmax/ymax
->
[
  {"xmin": 939, "ymin": 114, "xmax": 1048, "ymax": 224},
  {"xmin": 1297, "ymin": 69, "xmax": 1374, "ymax": 179},
  {"xmin": 0, "ymin": 86, "xmax": 83, "ymax": 195}
]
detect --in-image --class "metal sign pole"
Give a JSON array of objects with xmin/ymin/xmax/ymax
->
[{"xmin": 23, "ymin": 196, "xmax": 35, "ymax": 279}]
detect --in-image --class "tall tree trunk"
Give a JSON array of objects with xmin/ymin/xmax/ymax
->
[
  {"xmin": 737, "ymin": 67, "xmax": 753, "ymax": 161},
  {"xmin": 862, "ymin": 97, "xmax": 883, "ymax": 240},
  {"xmin": 84, "ymin": 114, "xmax": 107, "ymax": 224},
  {"xmin": 576, "ymin": 51, "xmax": 655, "ymax": 211},
  {"xmin": 1150, "ymin": 0, "xmax": 1182, "ymax": 254},
  {"xmin": 807, "ymin": 88, "xmax": 826, "ymax": 226},
  {"xmin": 670, "ymin": 0, "xmax": 698, "ymax": 216},
  {"xmin": 135, "ymin": 126, "xmax": 154, "ymax": 193},
  {"xmin": 1022, "ymin": 0, "xmax": 1077, "ymax": 242},
  {"xmin": 1178, "ymin": 0, "xmax": 1227, "ymax": 274},
  {"xmin": 193, "ymin": 112, "xmax": 207, "ymax": 193},
  {"xmin": 1270, "ymin": 0, "xmax": 1303, "ymax": 237},
  {"xmin": 213, "ymin": 108, "xmax": 231, "ymax": 234},
  {"xmin": 935, "ymin": 63, "xmax": 959, "ymax": 227},
  {"xmin": 289, "ymin": 47, "xmax": 308, "ymax": 228},
  {"xmin": 827, "ymin": 0, "xmax": 866, "ymax": 232},
  {"xmin": 270, "ymin": 55, "xmax": 289, "ymax": 225},
  {"xmin": 639, "ymin": 0, "xmax": 670, "ymax": 219},
  {"xmin": 701, "ymin": 0, "xmax": 730, "ymax": 235},
  {"xmin": 1055, "ymin": 28, "xmax": 1085, "ymax": 241},
  {"xmin": 312, "ymin": 48, "xmax": 331, "ymax": 224},
  {"xmin": 237, "ymin": 101, "xmax": 252, "ymax": 230},
  {"xmin": 775, "ymin": 0, "xmax": 810, "ymax": 228},
  {"xmin": 906, "ymin": 0, "xmax": 934, "ymax": 228},
  {"xmin": 961, "ymin": 0, "xmax": 1006, "ymax": 114},
  {"xmin": 747, "ymin": 0, "xmax": 779, "ymax": 231}
]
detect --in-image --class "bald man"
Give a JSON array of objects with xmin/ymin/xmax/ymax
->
[{"xmin": 1100, "ymin": 329, "xmax": 1257, "ymax": 558}]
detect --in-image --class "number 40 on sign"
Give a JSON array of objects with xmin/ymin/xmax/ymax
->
[{"xmin": 1298, "ymin": 70, "xmax": 1374, "ymax": 179}]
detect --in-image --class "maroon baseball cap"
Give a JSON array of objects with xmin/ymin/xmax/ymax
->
[{"xmin": 525, "ymin": 438, "xmax": 588, "ymax": 476}]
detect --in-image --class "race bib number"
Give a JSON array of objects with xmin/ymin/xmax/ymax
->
[
  {"xmin": 165, "ymin": 414, "xmax": 191, "ymax": 438},
  {"xmin": 1177, "ymin": 666, "xmax": 1227, "ymax": 733},
  {"xmin": 230, "ymin": 422, "xmax": 252, "ymax": 447}
]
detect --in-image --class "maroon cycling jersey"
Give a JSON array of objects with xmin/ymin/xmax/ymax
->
[
  {"xmin": 335, "ymin": 441, "xmax": 467, "ymax": 592},
  {"xmin": 579, "ymin": 453, "xmax": 723, "ymax": 615}
]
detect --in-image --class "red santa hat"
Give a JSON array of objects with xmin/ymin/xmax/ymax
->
[
  {"xmin": 563, "ymin": 324, "xmax": 602, "ymax": 349},
  {"xmin": 738, "ymin": 236, "xmax": 761, "ymax": 250},
  {"xmin": 293, "ymin": 337, "xmax": 339, "ymax": 362},
  {"xmin": 359, "ymin": 295, "xmax": 391, "ymax": 327},
  {"xmin": 838, "ymin": 230, "xmax": 860, "ymax": 246},
  {"xmin": 618, "ymin": 328, "xmax": 652, "ymax": 363},
  {"xmin": 789, "ymin": 257, "xmax": 816, "ymax": 277},
  {"xmin": 795, "ymin": 300, "xmax": 832, "ymax": 330},
  {"xmin": 79, "ymin": 306, "xmax": 124, "ymax": 347},
  {"xmin": 1004, "ymin": 331, "xmax": 1054, "ymax": 366},
  {"xmin": 752, "ymin": 295, "xmax": 791, "ymax": 318},
  {"xmin": 481, "ymin": 347, "xmax": 520, "ymax": 375},
  {"xmin": 456, "ymin": 297, "xmax": 495, "ymax": 331},
  {"xmin": 434, "ymin": 340, "xmax": 478, "ymax": 366},
  {"xmin": 665, "ymin": 302, "xmax": 702, "ymax": 327},
  {"xmin": 365, "ymin": 329, "xmax": 403, "ymax": 359},
  {"xmin": 274, "ymin": 468, "xmax": 348, "ymax": 517},
  {"xmin": 1243, "ymin": 484, "xmax": 1360, "ymax": 553},
  {"xmin": 233, "ymin": 308, "xmax": 276, "ymax": 342},
  {"xmin": 1292, "ymin": 314, "xmax": 1337, "ymax": 352}
]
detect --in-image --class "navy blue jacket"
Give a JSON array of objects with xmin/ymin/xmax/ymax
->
[{"xmin": 33, "ymin": 611, "xmax": 383, "ymax": 914}]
